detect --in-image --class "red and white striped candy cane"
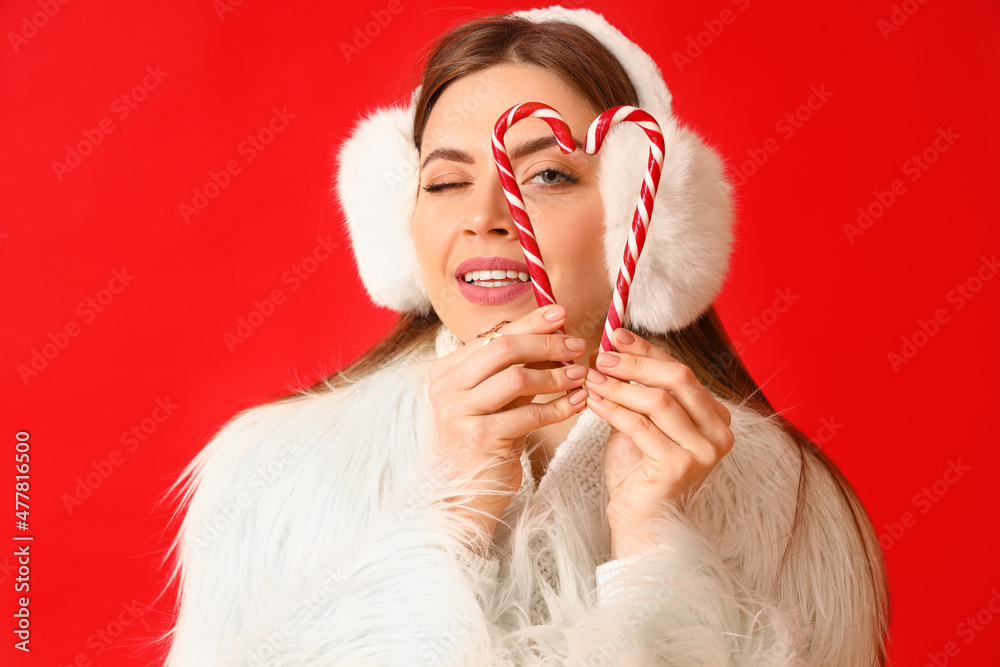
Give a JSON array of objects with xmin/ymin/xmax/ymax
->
[
  {"xmin": 491, "ymin": 102, "xmax": 576, "ymax": 316},
  {"xmin": 585, "ymin": 106, "xmax": 665, "ymax": 353}
]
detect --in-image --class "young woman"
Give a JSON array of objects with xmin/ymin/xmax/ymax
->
[{"xmin": 164, "ymin": 6, "xmax": 890, "ymax": 665}]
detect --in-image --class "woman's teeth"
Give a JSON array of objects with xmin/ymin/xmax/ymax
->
[{"xmin": 462, "ymin": 270, "xmax": 530, "ymax": 287}]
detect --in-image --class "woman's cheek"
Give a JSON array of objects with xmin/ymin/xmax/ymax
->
[{"xmin": 411, "ymin": 219, "xmax": 443, "ymax": 296}]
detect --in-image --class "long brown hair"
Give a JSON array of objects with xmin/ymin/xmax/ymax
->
[{"xmin": 305, "ymin": 13, "xmax": 889, "ymax": 662}]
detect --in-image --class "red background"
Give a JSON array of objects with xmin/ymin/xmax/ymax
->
[{"xmin": 3, "ymin": 0, "xmax": 998, "ymax": 664}]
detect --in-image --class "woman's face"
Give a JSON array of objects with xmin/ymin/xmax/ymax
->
[{"xmin": 412, "ymin": 64, "xmax": 612, "ymax": 347}]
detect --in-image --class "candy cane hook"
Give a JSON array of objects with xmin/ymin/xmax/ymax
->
[
  {"xmin": 585, "ymin": 106, "xmax": 665, "ymax": 353},
  {"xmin": 491, "ymin": 102, "xmax": 577, "ymax": 316}
]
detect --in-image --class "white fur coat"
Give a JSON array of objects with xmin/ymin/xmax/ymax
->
[{"xmin": 164, "ymin": 326, "xmax": 883, "ymax": 666}]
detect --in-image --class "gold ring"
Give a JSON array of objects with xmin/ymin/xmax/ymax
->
[
  {"xmin": 480, "ymin": 331, "xmax": 504, "ymax": 346},
  {"xmin": 476, "ymin": 320, "xmax": 510, "ymax": 346}
]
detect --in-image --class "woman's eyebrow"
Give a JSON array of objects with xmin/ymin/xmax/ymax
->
[
  {"xmin": 509, "ymin": 135, "xmax": 584, "ymax": 160},
  {"xmin": 420, "ymin": 136, "xmax": 585, "ymax": 173},
  {"xmin": 420, "ymin": 147, "xmax": 474, "ymax": 172}
]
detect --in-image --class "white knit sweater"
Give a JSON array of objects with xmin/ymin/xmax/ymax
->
[{"xmin": 165, "ymin": 325, "xmax": 884, "ymax": 666}]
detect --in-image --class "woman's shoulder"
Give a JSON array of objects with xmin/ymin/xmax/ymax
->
[
  {"xmin": 716, "ymin": 398, "xmax": 865, "ymax": 530},
  {"xmin": 715, "ymin": 399, "xmax": 803, "ymax": 490},
  {"xmin": 218, "ymin": 352, "xmax": 424, "ymax": 438},
  {"xmin": 696, "ymin": 398, "xmax": 887, "ymax": 663},
  {"xmin": 175, "ymin": 345, "xmax": 436, "ymax": 522},
  {"xmin": 689, "ymin": 398, "xmax": 850, "ymax": 580},
  {"xmin": 169, "ymin": 345, "xmax": 440, "ymax": 573}
]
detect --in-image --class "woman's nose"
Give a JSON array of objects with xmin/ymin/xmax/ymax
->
[{"xmin": 462, "ymin": 179, "xmax": 517, "ymax": 238}]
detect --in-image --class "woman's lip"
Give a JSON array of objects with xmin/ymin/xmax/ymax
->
[
  {"xmin": 457, "ymin": 278, "xmax": 533, "ymax": 305},
  {"xmin": 454, "ymin": 256, "xmax": 531, "ymax": 278}
]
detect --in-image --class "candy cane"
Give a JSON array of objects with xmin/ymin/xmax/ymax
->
[
  {"xmin": 492, "ymin": 102, "xmax": 664, "ymax": 359},
  {"xmin": 491, "ymin": 102, "xmax": 576, "ymax": 315},
  {"xmin": 585, "ymin": 106, "xmax": 665, "ymax": 353}
]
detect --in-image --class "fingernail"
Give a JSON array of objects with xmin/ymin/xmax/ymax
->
[
  {"xmin": 565, "ymin": 365, "xmax": 587, "ymax": 380},
  {"xmin": 615, "ymin": 329, "xmax": 634, "ymax": 345},
  {"xmin": 568, "ymin": 388, "xmax": 588, "ymax": 405},
  {"xmin": 597, "ymin": 352, "xmax": 619, "ymax": 367},
  {"xmin": 587, "ymin": 389, "xmax": 602, "ymax": 402},
  {"xmin": 544, "ymin": 305, "xmax": 566, "ymax": 321},
  {"xmin": 587, "ymin": 368, "xmax": 606, "ymax": 384},
  {"xmin": 565, "ymin": 337, "xmax": 586, "ymax": 351}
]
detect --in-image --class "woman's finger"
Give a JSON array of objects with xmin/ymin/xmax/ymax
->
[
  {"xmin": 609, "ymin": 327, "xmax": 675, "ymax": 362},
  {"xmin": 484, "ymin": 387, "xmax": 589, "ymax": 440},
  {"xmin": 430, "ymin": 304, "xmax": 565, "ymax": 382},
  {"xmin": 431, "ymin": 304, "xmax": 566, "ymax": 375},
  {"xmin": 468, "ymin": 363, "xmax": 588, "ymax": 413},
  {"xmin": 612, "ymin": 327, "xmax": 733, "ymax": 427},
  {"xmin": 585, "ymin": 391, "xmax": 693, "ymax": 473},
  {"xmin": 599, "ymin": 328, "xmax": 732, "ymax": 432},
  {"xmin": 586, "ymin": 370, "xmax": 722, "ymax": 464},
  {"xmin": 448, "ymin": 330, "xmax": 586, "ymax": 392}
]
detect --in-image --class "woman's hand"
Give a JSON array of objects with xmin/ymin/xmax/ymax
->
[
  {"xmin": 585, "ymin": 328, "xmax": 734, "ymax": 561},
  {"xmin": 427, "ymin": 304, "xmax": 589, "ymax": 555}
]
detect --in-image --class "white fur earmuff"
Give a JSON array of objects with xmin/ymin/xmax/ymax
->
[{"xmin": 335, "ymin": 6, "xmax": 734, "ymax": 332}]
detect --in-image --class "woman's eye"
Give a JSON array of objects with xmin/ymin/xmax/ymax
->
[
  {"xmin": 527, "ymin": 168, "xmax": 579, "ymax": 187},
  {"xmin": 422, "ymin": 181, "xmax": 470, "ymax": 193}
]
